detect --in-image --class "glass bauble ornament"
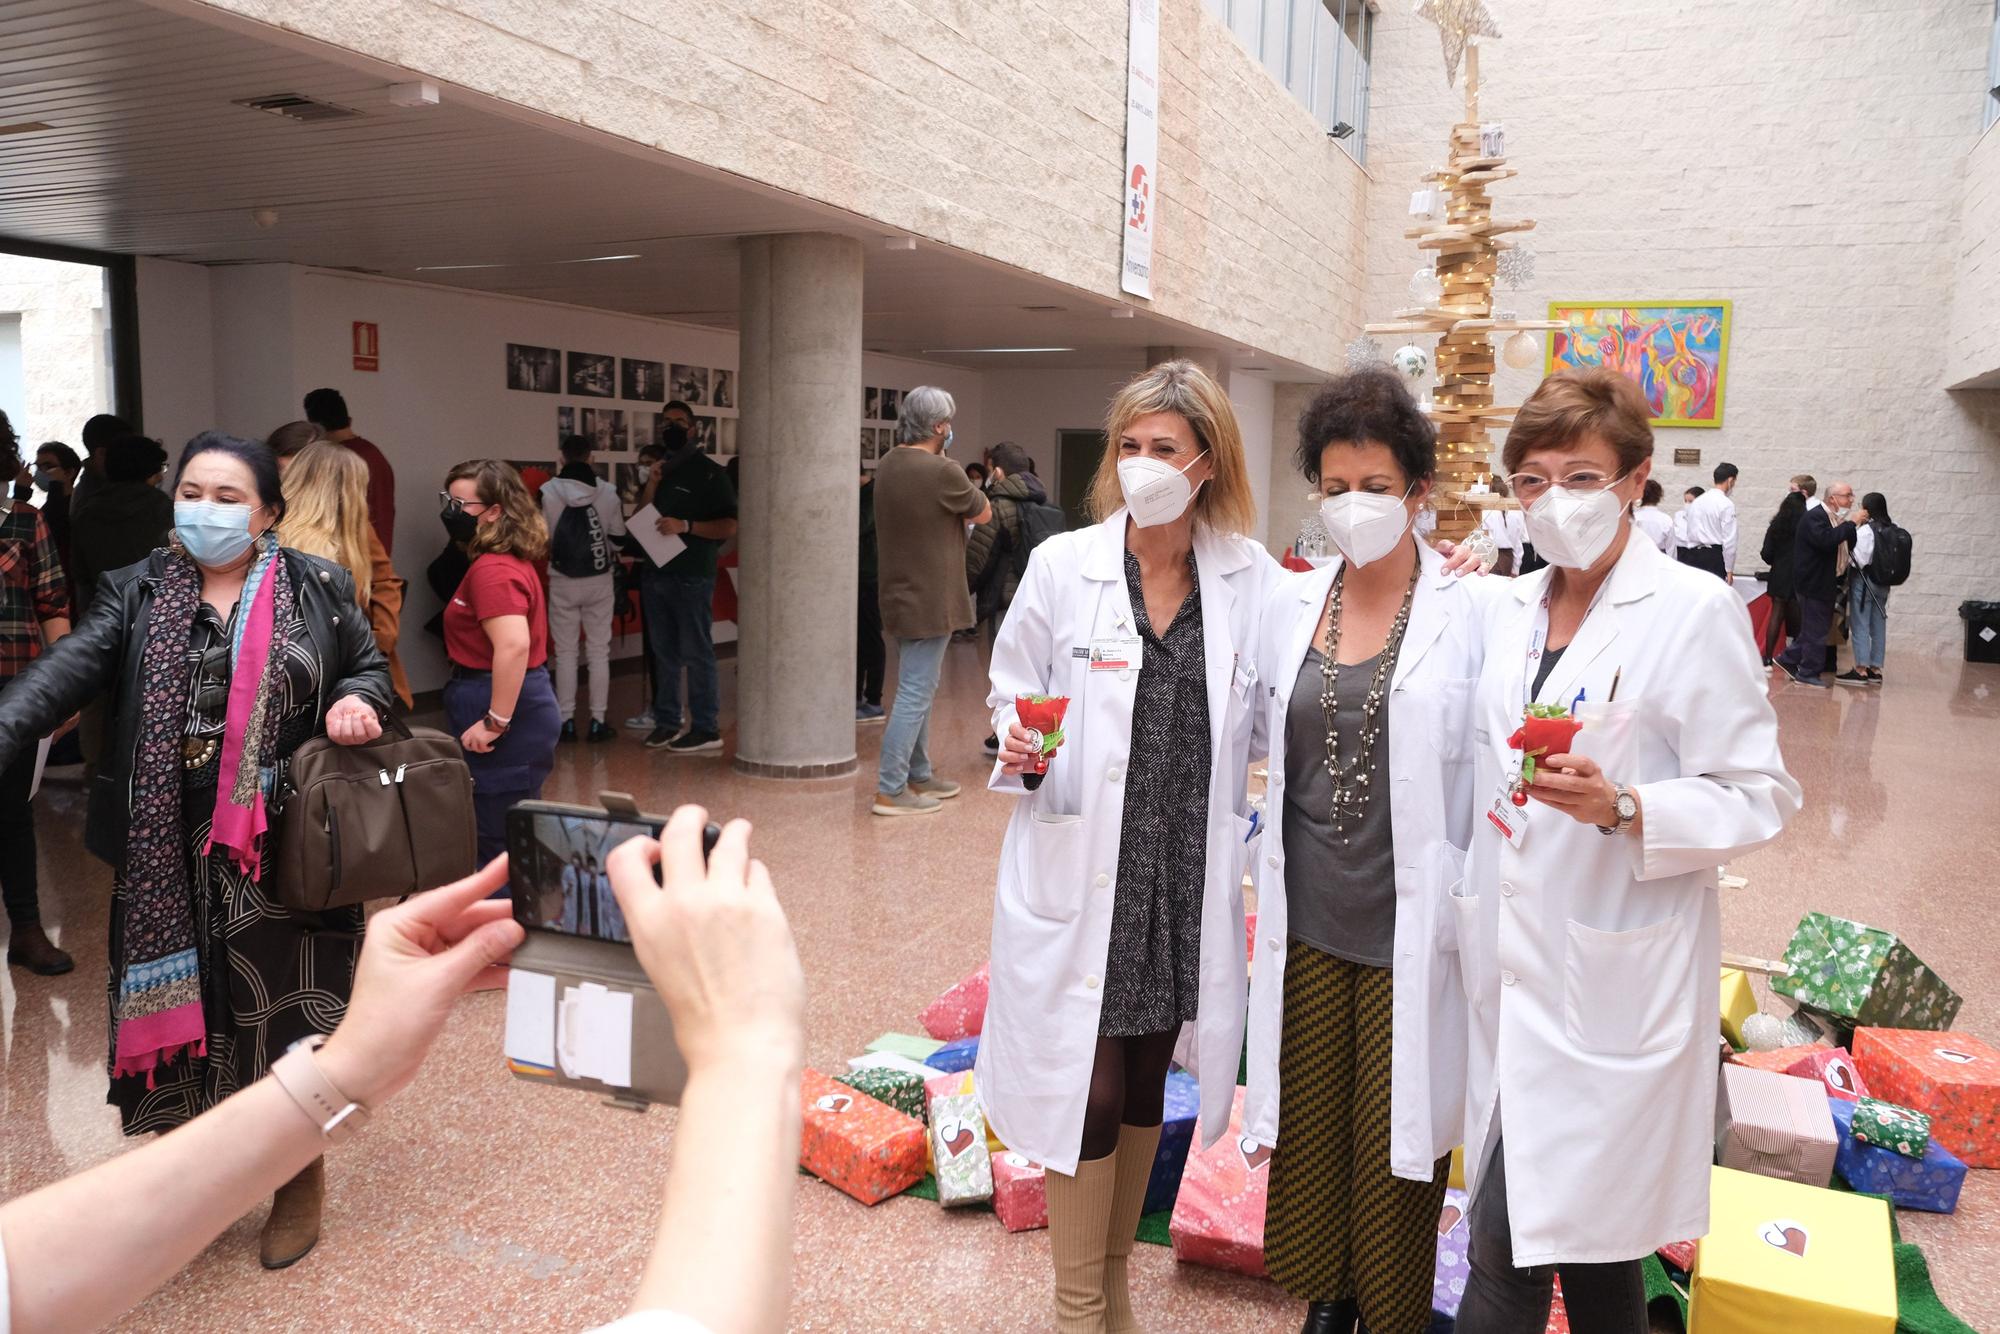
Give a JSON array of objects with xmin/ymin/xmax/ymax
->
[
  {"xmin": 1408, "ymin": 266, "xmax": 1443, "ymax": 307},
  {"xmin": 1502, "ymin": 330, "xmax": 1539, "ymax": 370},
  {"xmin": 1391, "ymin": 343, "xmax": 1430, "ymax": 382}
]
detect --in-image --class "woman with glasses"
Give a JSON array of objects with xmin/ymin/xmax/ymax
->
[
  {"xmin": 439, "ymin": 461, "xmax": 559, "ymax": 863},
  {"xmin": 1243, "ymin": 368, "xmax": 1502, "ymax": 1334},
  {"xmin": 1450, "ymin": 370, "xmax": 1799, "ymax": 1333}
]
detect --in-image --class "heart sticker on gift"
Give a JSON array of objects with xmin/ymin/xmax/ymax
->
[
  {"xmin": 1237, "ymin": 1136, "xmax": 1273, "ymax": 1171},
  {"xmin": 1438, "ymin": 1203, "xmax": 1465, "ymax": 1236},
  {"xmin": 814, "ymin": 1094, "xmax": 852, "ymax": 1114},
  {"xmin": 1934, "ymin": 1048, "xmax": 1978, "ymax": 1064},
  {"xmin": 1003, "ymin": 1152, "xmax": 1030, "ymax": 1170},
  {"xmin": 939, "ymin": 1121, "xmax": 975, "ymax": 1158},
  {"xmin": 1827, "ymin": 1060, "xmax": 1856, "ymax": 1092},
  {"xmin": 1759, "ymin": 1219, "xmax": 1809, "ymax": 1258}
]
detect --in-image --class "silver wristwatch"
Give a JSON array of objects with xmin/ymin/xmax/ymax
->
[{"xmin": 1597, "ymin": 783, "xmax": 1638, "ymax": 836}]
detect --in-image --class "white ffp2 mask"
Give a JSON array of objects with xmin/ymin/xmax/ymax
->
[
  {"xmin": 1524, "ymin": 484, "xmax": 1626, "ymax": 569},
  {"xmin": 1117, "ymin": 450, "xmax": 1208, "ymax": 528},
  {"xmin": 1319, "ymin": 488, "xmax": 1414, "ymax": 567}
]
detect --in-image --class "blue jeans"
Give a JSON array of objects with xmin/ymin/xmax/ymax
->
[
  {"xmin": 642, "ymin": 570, "xmax": 720, "ymax": 733},
  {"xmin": 1850, "ymin": 576, "xmax": 1889, "ymax": 670},
  {"xmin": 877, "ymin": 634, "xmax": 949, "ymax": 795}
]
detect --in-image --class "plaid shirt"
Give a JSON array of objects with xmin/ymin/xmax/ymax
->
[{"xmin": 0, "ymin": 503, "xmax": 71, "ymax": 683}]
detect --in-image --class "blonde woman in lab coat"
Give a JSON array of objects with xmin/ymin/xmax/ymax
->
[
  {"xmin": 1453, "ymin": 369, "xmax": 1801, "ymax": 1333},
  {"xmin": 976, "ymin": 361, "xmax": 1281, "ymax": 1333}
]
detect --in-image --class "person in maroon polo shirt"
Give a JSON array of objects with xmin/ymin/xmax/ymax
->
[{"xmin": 304, "ymin": 387, "xmax": 396, "ymax": 556}]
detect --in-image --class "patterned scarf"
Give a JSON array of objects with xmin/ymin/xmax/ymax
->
[{"xmin": 113, "ymin": 538, "xmax": 294, "ymax": 1082}]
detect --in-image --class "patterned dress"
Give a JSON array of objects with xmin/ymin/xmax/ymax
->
[
  {"xmin": 1097, "ymin": 550, "xmax": 1209, "ymax": 1037},
  {"xmin": 109, "ymin": 589, "xmax": 362, "ymax": 1134}
]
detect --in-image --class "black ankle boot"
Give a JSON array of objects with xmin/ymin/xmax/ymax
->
[{"xmin": 1301, "ymin": 1300, "xmax": 1357, "ymax": 1334}]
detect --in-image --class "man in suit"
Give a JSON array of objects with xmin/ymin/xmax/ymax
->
[{"xmin": 1775, "ymin": 479, "xmax": 1864, "ymax": 688}]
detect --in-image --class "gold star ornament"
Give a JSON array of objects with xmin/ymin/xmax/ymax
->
[{"xmin": 1416, "ymin": 0, "xmax": 1501, "ymax": 87}]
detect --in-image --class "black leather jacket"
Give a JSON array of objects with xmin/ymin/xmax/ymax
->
[{"xmin": 0, "ymin": 547, "xmax": 392, "ymax": 868}]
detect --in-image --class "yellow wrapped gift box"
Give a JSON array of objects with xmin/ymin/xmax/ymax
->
[
  {"xmin": 1690, "ymin": 1166, "xmax": 1896, "ymax": 1334},
  {"xmin": 1720, "ymin": 968, "xmax": 1758, "ymax": 1048}
]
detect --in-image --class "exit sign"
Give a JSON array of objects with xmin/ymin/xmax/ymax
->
[{"xmin": 352, "ymin": 321, "xmax": 380, "ymax": 372}]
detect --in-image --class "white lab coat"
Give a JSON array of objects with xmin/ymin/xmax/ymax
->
[
  {"xmin": 1632, "ymin": 505, "xmax": 1673, "ymax": 555},
  {"xmin": 1458, "ymin": 531, "xmax": 1801, "ymax": 1265},
  {"xmin": 975, "ymin": 511, "xmax": 1282, "ymax": 1174},
  {"xmin": 1243, "ymin": 539, "xmax": 1504, "ymax": 1179}
]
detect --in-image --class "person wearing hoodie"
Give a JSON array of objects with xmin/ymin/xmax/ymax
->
[
  {"xmin": 67, "ymin": 434, "xmax": 174, "ymax": 618},
  {"xmin": 966, "ymin": 441, "xmax": 1049, "ymax": 756},
  {"xmin": 542, "ymin": 433, "xmax": 629, "ymax": 743}
]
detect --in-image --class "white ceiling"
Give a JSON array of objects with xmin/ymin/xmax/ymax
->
[{"xmin": 0, "ymin": 0, "xmax": 1309, "ymax": 375}]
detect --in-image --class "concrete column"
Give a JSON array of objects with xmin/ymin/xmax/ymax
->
[{"xmin": 734, "ymin": 233, "xmax": 865, "ymax": 779}]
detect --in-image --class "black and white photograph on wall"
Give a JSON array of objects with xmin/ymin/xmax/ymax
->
[
  {"xmin": 880, "ymin": 388, "xmax": 900, "ymax": 422},
  {"xmin": 631, "ymin": 410, "xmax": 661, "ymax": 452},
  {"xmin": 621, "ymin": 358, "xmax": 666, "ymax": 402},
  {"xmin": 567, "ymin": 351, "xmax": 615, "ymax": 398},
  {"xmin": 864, "ymin": 387, "xmax": 881, "ymax": 420},
  {"xmin": 861, "ymin": 428, "xmax": 878, "ymax": 464},
  {"xmin": 669, "ymin": 363, "xmax": 709, "ymax": 405},
  {"xmin": 612, "ymin": 463, "xmax": 649, "ymax": 514},
  {"xmin": 711, "ymin": 368, "xmax": 735, "ymax": 409},
  {"xmin": 691, "ymin": 415, "xmax": 719, "ymax": 455},
  {"xmin": 581, "ymin": 407, "xmax": 627, "ymax": 455},
  {"xmin": 717, "ymin": 417, "xmax": 737, "ymax": 456},
  {"xmin": 556, "ymin": 405, "xmax": 576, "ymax": 446},
  {"xmin": 506, "ymin": 343, "xmax": 563, "ymax": 393}
]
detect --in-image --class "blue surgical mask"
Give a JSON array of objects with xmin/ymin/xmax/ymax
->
[
  {"xmin": 942, "ymin": 428, "xmax": 955, "ymax": 453},
  {"xmin": 175, "ymin": 500, "xmax": 260, "ymax": 566},
  {"xmin": 31, "ymin": 468, "xmax": 56, "ymax": 491}
]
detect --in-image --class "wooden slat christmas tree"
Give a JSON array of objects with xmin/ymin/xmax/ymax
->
[{"xmin": 1366, "ymin": 8, "xmax": 1562, "ymax": 541}]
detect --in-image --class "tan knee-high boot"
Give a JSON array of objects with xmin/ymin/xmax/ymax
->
[
  {"xmin": 1047, "ymin": 1152, "xmax": 1119, "ymax": 1333},
  {"xmin": 1103, "ymin": 1124, "xmax": 1161, "ymax": 1334},
  {"xmin": 260, "ymin": 1156, "xmax": 324, "ymax": 1270}
]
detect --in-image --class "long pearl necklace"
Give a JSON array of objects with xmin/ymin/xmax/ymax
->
[{"xmin": 1318, "ymin": 559, "xmax": 1420, "ymax": 843}]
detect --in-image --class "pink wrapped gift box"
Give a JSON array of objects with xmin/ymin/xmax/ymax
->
[
  {"xmin": 1729, "ymin": 1043, "xmax": 1827, "ymax": 1075},
  {"xmin": 992, "ymin": 1151, "xmax": 1049, "ymax": 1232},
  {"xmin": 1785, "ymin": 1046, "xmax": 1870, "ymax": 1102},
  {"xmin": 919, "ymin": 962, "xmax": 989, "ymax": 1041},
  {"xmin": 1168, "ymin": 1087, "xmax": 1269, "ymax": 1277}
]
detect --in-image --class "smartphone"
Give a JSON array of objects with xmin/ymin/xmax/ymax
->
[{"xmin": 506, "ymin": 802, "xmax": 721, "ymax": 944}]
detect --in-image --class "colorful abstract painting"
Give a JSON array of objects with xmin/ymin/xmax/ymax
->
[{"xmin": 1546, "ymin": 301, "xmax": 1731, "ymax": 428}]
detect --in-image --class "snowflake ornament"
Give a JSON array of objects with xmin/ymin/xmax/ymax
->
[
  {"xmin": 1496, "ymin": 247, "xmax": 1536, "ymax": 291},
  {"xmin": 1344, "ymin": 335, "xmax": 1384, "ymax": 371}
]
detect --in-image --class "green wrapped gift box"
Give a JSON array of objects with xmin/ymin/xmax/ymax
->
[
  {"xmin": 837, "ymin": 1066, "xmax": 927, "ymax": 1122},
  {"xmin": 1850, "ymin": 1096, "xmax": 1932, "ymax": 1159},
  {"xmin": 1769, "ymin": 913, "xmax": 1961, "ymax": 1031}
]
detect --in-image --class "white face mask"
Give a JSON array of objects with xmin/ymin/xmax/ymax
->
[
  {"xmin": 1117, "ymin": 449, "xmax": 1208, "ymax": 528},
  {"xmin": 1524, "ymin": 482, "xmax": 1627, "ymax": 570},
  {"xmin": 1319, "ymin": 487, "xmax": 1414, "ymax": 567}
]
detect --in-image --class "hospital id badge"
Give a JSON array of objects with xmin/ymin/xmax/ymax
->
[
  {"xmin": 1486, "ymin": 779, "xmax": 1528, "ymax": 848},
  {"xmin": 1089, "ymin": 635, "xmax": 1144, "ymax": 672}
]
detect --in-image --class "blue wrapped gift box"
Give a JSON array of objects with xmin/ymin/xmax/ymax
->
[
  {"xmin": 927, "ymin": 1036, "xmax": 979, "ymax": 1074},
  {"xmin": 1829, "ymin": 1095, "xmax": 1965, "ymax": 1214},
  {"xmin": 1144, "ymin": 1069, "xmax": 1202, "ymax": 1213}
]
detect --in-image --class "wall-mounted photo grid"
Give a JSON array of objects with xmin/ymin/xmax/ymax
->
[
  {"xmin": 506, "ymin": 343, "xmax": 738, "ymax": 515},
  {"xmin": 860, "ymin": 386, "xmax": 901, "ymax": 469}
]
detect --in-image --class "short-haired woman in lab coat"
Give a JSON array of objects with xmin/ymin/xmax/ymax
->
[
  {"xmin": 1452, "ymin": 368, "xmax": 1800, "ymax": 1333},
  {"xmin": 1244, "ymin": 368, "xmax": 1503, "ymax": 1334},
  {"xmin": 977, "ymin": 360, "xmax": 1281, "ymax": 1333}
]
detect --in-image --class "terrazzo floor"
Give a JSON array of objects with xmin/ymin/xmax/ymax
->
[{"xmin": 3, "ymin": 641, "xmax": 1996, "ymax": 1331}]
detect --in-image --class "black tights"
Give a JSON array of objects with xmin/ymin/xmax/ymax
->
[
  {"xmin": 1761, "ymin": 594, "xmax": 1802, "ymax": 661},
  {"xmin": 1079, "ymin": 1030, "xmax": 1181, "ymax": 1161}
]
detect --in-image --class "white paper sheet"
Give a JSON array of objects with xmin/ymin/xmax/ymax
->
[
  {"xmin": 627, "ymin": 504, "xmax": 688, "ymax": 569},
  {"xmin": 27, "ymin": 735, "xmax": 52, "ymax": 801},
  {"xmin": 504, "ymin": 969, "xmax": 556, "ymax": 1068},
  {"xmin": 592, "ymin": 989, "xmax": 634, "ymax": 1088}
]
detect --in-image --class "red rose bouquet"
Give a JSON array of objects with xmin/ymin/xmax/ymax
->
[{"xmin": 1015, "ymin": 694, "xmax": 1070, "ymax": 792}]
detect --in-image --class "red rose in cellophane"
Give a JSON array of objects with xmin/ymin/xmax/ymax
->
[
  {"xmin": 1015, "ymin": 695, "xmax": 1070, "ymax": 791},
  {"xmin": 1506, "ymin": 704, "xmax": 1584, "ymax": 794}
]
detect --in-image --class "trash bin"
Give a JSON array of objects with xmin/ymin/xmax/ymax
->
[{"xmin": 1962, "ymin": 601, "xmax": 2000, "ymax": 664}]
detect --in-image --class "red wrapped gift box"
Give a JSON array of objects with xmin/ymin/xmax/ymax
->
[
  {"xmin": 992, "ymin": 1150, "xmax": 1049, "ymax": 1232},
  {"xmin": 1785, "ymin": 1047, "xmax": 1871, "ymax": 1103},
  {"xmin": 920, "ymin": 962, "xmax": 990, "ymax": 1041},
  {"xmin": 800, "ymin": 1068, "xmax": 926, "ymax": 1206},
  {"xmin": 1853, "ymin": 1029, "xmax": 2000, "ymax": 1167},
  {"xmin": 1546, "ymin": 1277, "xmax": 1569, "ymax": 1334},
  {"xmin": 1730, "ymin": 1044, "xmax": 1828, "ymax": 1075},
  {"xmin": 1168, "ymin": 1087, "xmax": 1269, "ymax": 1277}
]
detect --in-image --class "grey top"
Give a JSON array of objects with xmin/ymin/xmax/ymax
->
[{"xmin": 1282, "ymin": 648, "xmax": 1396, "ymax": 967}]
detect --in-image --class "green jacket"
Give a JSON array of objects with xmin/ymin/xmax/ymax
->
[{"xmin": 964, "ymin": 473, "xmax": 1045, "ymax": 611}]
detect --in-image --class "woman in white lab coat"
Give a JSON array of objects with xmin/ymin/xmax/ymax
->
[
  {"xmin": 977, "ymin": 360, "xmax": 1280, "ymax": 1334},
  {"xmin": 1630, "ymin": 479, "xmax": 1674, "ymax": 554},
  {"xmin": 1453, "ymin": 369, "xmax": 1800, "ymax": 1333},
  {"xmin": 1243, "ymin": 369, "xmax": 1501, "ymax": 1334}
]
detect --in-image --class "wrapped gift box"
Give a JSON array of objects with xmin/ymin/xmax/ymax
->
[
  {"xmin": 1545, "ymin": 1277, "xmax": 1569, "ymax": 1334},
  {"xmin": 1852, "ymin": 1028, "xmax": 2000, "ymax": 1168},
  {"xmin": 799, "ymin": 1068, "xmax": 927, "ymax": 1206},
  {"xmin": 1689, "ymin": 1166, "xmax": 1895, "ymax": 1334},
  {"xmin": 1848, "ymin": 1096, "xmax": 1930, "ymax": 1159},
  {"xmin": 924, "ymin": 1070, "xmax": 1005, "ymax": 1158},
  {"xmin": 846, "ymin": 1051, "xmax": 945, "ymax": 1082},
  {"xmin": 1768, "ymin": 913, "xmax": 1960, "ymax": 1031},
  {"xmin": 1432, "ymin": 1187, "xmax": 1470, "ymax": 1318},
  {"xmin": 929, "ymin": 1091, "xmax": 995, "ymax": 1206},
  {"xmin": 919, "ymin": 962, "xmax": 989, "ymax": 1041},
  {"xmin": 836, "ymin": 1066, "xmax": 926, "ymax": 1122},
  {"xmin": 1168, "ymin": 1088, "xmax": 1269, "ymax": 1277},
  {"xmin": 864, "ymin": 1031, "xmax": 946, "ymax": 1063},
  {"xmin": 1828, "ymin": 1098, "xmax": 1965, "ymax": 1214},
  {"xmin": 928, "ymin": 1036, "xmax": 979, "ymax": 1074},
  {"xmin": 992, "ymin": 1150, "xmax": 1049, "ymax": 1232},
  {"xmin": 1783, "ymin": 1047, "xmax": 1870, "ymax": 1103},
  {"xmin": 1145, "ymin": 1070, "xmax": 1202, "ymax": 1213},
  {"xmin": 1730, "ymin": 1044, "xmax": 1827, "ymax": 1075},
  {"xmin": 1720, "ymin": 968, "xmax": 1758, "ymax": 1048},
  {"xmin": 1657, "ymin": 1240, "xmax": 1697, "ymax": 1272},
  {"xmin": 1714, "ymin": 1064, "xmax": 1837, "ymax": 1187}
]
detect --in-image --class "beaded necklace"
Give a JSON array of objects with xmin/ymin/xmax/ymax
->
[{"xmin": 1317, "ymin": 557, "xmax": 1420, "ymax": 843}]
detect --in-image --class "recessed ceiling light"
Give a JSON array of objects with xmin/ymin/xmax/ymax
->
[
  {"xmin": 0, "ymin": 121, "xmax": 52, "ymax": 137},
  {"xmin": 554, "ymin": 253, "xmax": 642, "ymax": 264},
  {"xmin": 1109, "ymin": 307, "xmax": 1137, "ymax": 319},
  {"xmin": 921, "ymin": 347, "xmax": 1075, "ymax": 354},
  {"xmin": 414, "ymin": 263, "xmax": 510, "ymax": 271},
  {"xmin": 883, "ymin": 237, "xmax": 917, "ymax": 251}
]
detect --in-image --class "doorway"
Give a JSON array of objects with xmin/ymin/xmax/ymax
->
[{"xmin": 1056, "ymin": 429, "xmax": 1106, "ymax": 530}]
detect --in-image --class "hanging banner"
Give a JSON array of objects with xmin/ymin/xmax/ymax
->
[{"xmin": 1120, "ymin": 0, "xmax": 1159, "ymax": 299}]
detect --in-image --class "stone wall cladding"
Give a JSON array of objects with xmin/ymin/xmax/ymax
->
[
  {"xmin": 1948, "ymin": 126, "xmax": 2000, "ymax": 388},
  {"xmin": 1361, "ymin": 0, "xmax": 2000, "ymax": 655},
  {"xmin": 187, "ymin": 0, "xmax": 1368, "ymax": 374},
  {"xmin": 0, "ymin": 254, "xmax": 108, "ymax": 449}
]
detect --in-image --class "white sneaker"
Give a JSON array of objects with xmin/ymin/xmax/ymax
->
[{"xmin": 624, "ymin": 712, "xmax": 656, "ymax": 731}]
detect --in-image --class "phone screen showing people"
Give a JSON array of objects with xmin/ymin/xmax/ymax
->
[{"xmin": 514, "ymin": 812, "xmax": 658, "ymax": 943}]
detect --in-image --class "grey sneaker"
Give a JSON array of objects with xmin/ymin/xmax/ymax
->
[
  {"xmin": 873, "ymin": 788, "xmax": 942, "ymax": 817},
  {"xmin": 856, "ymin": 703, "xmax": 886, "ymax": 723},
  {"xmin": 908, "ymin": 775, "xmax": 961, "ymax": 800}
]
